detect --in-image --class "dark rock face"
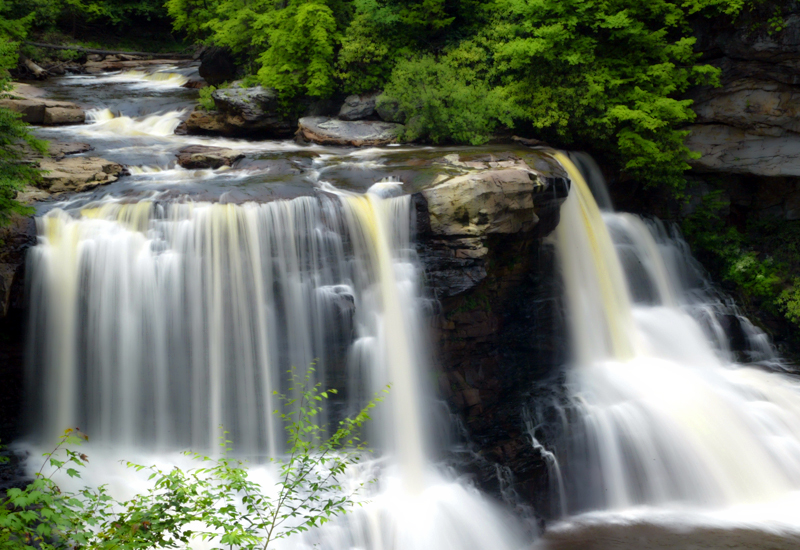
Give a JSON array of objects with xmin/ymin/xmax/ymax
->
[
  {"xmin": 413, "ymin": 151, "xmax": 570, "ymax": 518},
  {"xmin": 198, "ymin": 47, "xmax": 237, "ymax": 86},
  {"xmin": 338, "ymin": 92, "xmax": 380, "ymax": 121},
  {"xmin": 685, "ymin": 9, "xmax": 800, "ymax": 185},
  {"xmin": 297, "ymin": 116, "xmax": 403, "ymax": 146},
  {"xmin": 176, "ymin": 145, "xmax": 244, "ymax": 169},
  {"xmin": 0, "ymin": 215, "xmax": 36, "ymax": 445}
]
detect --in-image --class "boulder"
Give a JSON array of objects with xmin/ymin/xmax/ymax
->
[
  {"xmin": 38, "ymin": 157, "xmax": 124, "ymax": 193},
  {"xmin": 338, "ymin": 92, "xmax": 380, "ymax": 121},
  {"xmin": 297, "ymin": 116, "xmax": 403, "ymax": 146},
  {"xmin": 181, "ymin": 85, "xmax": 295, "ymax": 137},
  {"xmin": 198, "ymin": 47, "xmax": 237, "ymax": 86},
  {"xmin": 182, "ymin": 79, "xmax": 208, "ymax": 89},
  {"xmin": 421, "ymin": 167, "xmax": 547, "ymax": 236},
  {"xmin": 43, "ymin": 106, "xmax": 85, "ymax": 125},
  {"xmin": 176, "ymin": 145, "xmax": 244, "ymax": 169},
  {"xmin": 0, "ymin": 98, "xmax": 85, "ymax": 125},
  {"xmin": 0, "ymin": 99, "xmax": 45, "ymax": 123}
]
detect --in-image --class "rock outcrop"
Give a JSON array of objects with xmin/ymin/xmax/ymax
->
[
  {"xmin": 297, "ymin": 116, "xmax": 403, "ymax": 146},
  {"xmin": 176, "ymin": 145, "xmax": 244, "ymax": 169},
  {"xmin": 686, "ymin": 12, "xmax": 800, "ymax": 181},
  {"xmin": 0, "ymin": 97, "xmax": 85, "ymax": 125},
  {"xmin": 38, "ymin": 156, "xmax": 123, "ymax": 193},
  {"xmin": 416, "ymin": 152, "xmax": 567, "ymax": 297},
  {"xmin": 338, "ymin": 92, "xmax": 379, "ymax": 121},
  {"xmin": 180, "ymin": 85, "xmax": 297, "ymax": 137},
  {"xmin": 412, "ymin": 150, "xmax": 569, "ymax": 515}
]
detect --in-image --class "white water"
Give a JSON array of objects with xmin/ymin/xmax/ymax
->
[
  {"xmin": 25, "ymin": 187, "xmax": 524, "ymax": 549},
  {"xmin": 534, "ymin": 153, "xmax": 800, "ymax": 544}
]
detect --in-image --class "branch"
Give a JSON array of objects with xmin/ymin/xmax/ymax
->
[{"xmin": 23, "ymin": 41, "xmax": 194, "ymax": 59}]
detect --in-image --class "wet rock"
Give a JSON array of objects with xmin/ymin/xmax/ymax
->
[
  {"xmin": 176, "ymin": 145, "xmax": 244, "ymax": 169},
  {"xmin": 375, "ymin": 94, "xmax": 406, "ymax": 123},
  {"xmin": 0, "ymin": 98, "xmax": 85, "ymax": 125},
  {"xmin": 48, "ymin": 142, "xmax": 93, "ymax": 158},
  {"xmin": 338, "ymin": 92, "xmax": 379, "ymax": 121},
  {"xmin": 182, "ymin": 79, "xmax": 208, "ymax": 89},
  {"xmin": 38, "ymin": 157, "xmax": 123, "ymax": 193},
  {"xmin": 83, "ymin": 59, "xmax": 189, "ymax": 74},
  {"xmin": 0, "ymin": 215, "xmax": 35, "ymax": 318},
  {"xmin": 198, "ymin": 47, "xmax": 237, "ymax": 86},
  {"xmin": 43, "ymin": 106, "xmax": 85, "ymax": 125},
  {"xmin": 182, "ymin": 85, "xmax": 295, "ymax": 137},
  {"xmin": 297, "ymin": 116, "xmax": 403, "ymax": 146},
  {"xmin": 422, "ymin": 167, "xmax": 546, "ymax": 236}
]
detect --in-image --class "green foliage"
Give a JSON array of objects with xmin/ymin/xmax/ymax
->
[
  {"xmin": 0, "ymin": 4, "xmax": 45, "ymax": 225},
  {"xmin": 478, "ymin": 0, "xmax": 742, "ymax": 192},
  {"xmin": 382, "ymin": 54, "xmax": 515, "ymax": 145},
  {"xmin": 255, "ymin": 2, "xmax": 340, "ymax": 98},
  {"xmin": 6, "ymin": 0, "xmax": 169, "ymax": 32},
  {"xmin": 197, "ymin": 84, "xmax": 218, "ymax": 111},
  {"xmin": 0, "ymin": 369, "xmax": 387, "ymax": 550},
  {"xmin": 681, "ymin": 188, "xmax": 800, "ymax": 332}
]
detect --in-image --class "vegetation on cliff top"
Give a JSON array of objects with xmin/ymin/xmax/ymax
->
[
  {"xmin": 0, "ymin": 1, "xmax": 46, "ymax": 225},
  {"xmin": 1, "ymin": 0, "xmax": 757, "ymax": 196},
  {"xmin": 162, "ymin": 0, "xmax": 746, "ymax": 192}
]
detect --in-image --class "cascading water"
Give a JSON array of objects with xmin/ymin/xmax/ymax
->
[{"xmin": 534, "ymin": 153, "xmax": 800, "ymax": 538}]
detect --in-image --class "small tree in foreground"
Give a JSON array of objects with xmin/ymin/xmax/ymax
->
[{"xmin": 0, "ymin": 367, "xmax": 388, "ymax": 550}]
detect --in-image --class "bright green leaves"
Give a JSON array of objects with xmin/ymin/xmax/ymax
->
[
  {"xmin": 483, "ymin": 0, "xmax": 744, "ymax": 191},
  {"xmin": 382, "ymin": 54, "xmax": 517, "ymax": 145},
  {"xmin": 256, "ymin": 2, "xmax": 339, "ymax": 98}
]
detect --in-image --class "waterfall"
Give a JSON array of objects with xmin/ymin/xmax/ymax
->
[
  {"xmin": 546, "ymin": 152, "xmax": 800, "ymax": 514},
  {"xmin": 28, "ymin": 188, "xmax": 426, "ymax": 471}
]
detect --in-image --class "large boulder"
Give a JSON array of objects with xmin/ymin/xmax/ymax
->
[
  {"xmin": 338, "ymin": 92, "xmax": 379, "ymax": 121},
  {"xmin": 0, "ymin": 98, "xmax": 85, "ymax": 125},
  {"xmin": 176, "ymin": 145, "xmax": 244, "ymax": 169},
  {"xmin": 38, "ymin": 157, "xmax": 123, "ymax": 193},
  {"xmin": 181, "ymin": 85, "xmax": 295, "ymax": 137},
  {"xmin": 422, "ymin": 167, "xmax": 546, "ymax": 236},
  {"xmin": 297, "ymin": 116, "xmax": 403, "ymax": 146},
  {"xmin": 415, "ymin": 152, "xmax": 568, "ymax": 298},
  {"xmin": 198, "ymin": 47, "xmax": 237, "ymax": 86}
]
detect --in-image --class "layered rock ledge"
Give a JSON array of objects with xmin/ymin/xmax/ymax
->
[{"xmin": 297, "ymin": 116, "xmax": 403, "ymax": 146}]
